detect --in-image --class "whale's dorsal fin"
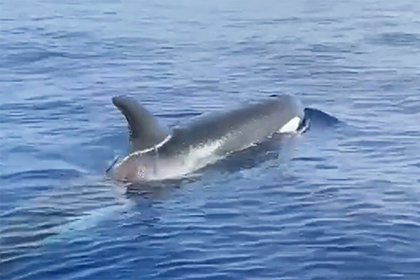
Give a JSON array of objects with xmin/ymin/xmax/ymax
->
[{"xmin": 112, "ymin": 96, "xmax": 169, "ymax": 152}]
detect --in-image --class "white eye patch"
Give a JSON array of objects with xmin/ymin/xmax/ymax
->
[{"xmin": 279, "ymin": 117, "xmax": 301, "ymax": 133}]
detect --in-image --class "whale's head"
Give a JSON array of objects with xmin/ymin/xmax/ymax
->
[{"xmin": 111, "ymin": 152, "xmax": 156, "ymax": 183}]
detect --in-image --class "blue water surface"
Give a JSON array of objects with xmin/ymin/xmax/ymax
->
[{"xmin": 1, "ymin": 0, "xmax": 420, "ymax": 279}]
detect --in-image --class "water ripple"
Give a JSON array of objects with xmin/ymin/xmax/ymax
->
[{"xmin": 2, "ymin": 0, "xmax": 420, "ymax": 279}]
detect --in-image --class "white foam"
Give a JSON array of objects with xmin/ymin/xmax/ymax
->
[
  {"xmin": 114, "ymin": 135, "xmax": 173, "ymax": 171},
  {"xmin": 132, "ymin": 135, "xmax": 172, "ymax": 156},
  {"xmin": 45, "ymin": 201, "xmax": 135, "ymax": 244},
  {"xmin": 152, "ymin": 139, "xmax": 224, "ymax": 181}
]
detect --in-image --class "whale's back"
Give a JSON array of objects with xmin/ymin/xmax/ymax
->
[
  {"xmin": 160, "ymin": 94, "xmax": 304, "ymax": 158},
  {"xmin": 111, "ymin": 94, "xmax": 305, "ymax": 182}
]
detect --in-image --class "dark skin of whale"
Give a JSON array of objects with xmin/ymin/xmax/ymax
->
[
  {"xmin": 112, "ymin": 96, "xmax": 168, "ymax": 152},
  {"xmin": 158, "ymin": 94, "xmax": 304, "ymax": 159},
  {"xmin": 111, "ymin": 94, "xmax": 305, "ymax": 183}
]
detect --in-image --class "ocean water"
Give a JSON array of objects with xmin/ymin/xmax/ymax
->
[{"xmin": 1, "ymin": 0, "xmax": 420, "ymax": 279}]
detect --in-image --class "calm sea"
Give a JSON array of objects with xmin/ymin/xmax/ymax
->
[{"xmin": 1, "ymin": 0, "xmax": 420, "ymax": 279}]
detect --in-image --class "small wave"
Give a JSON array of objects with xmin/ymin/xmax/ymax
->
[
  {"xmin": 44, "ymin": 202, "xmax": 135, "ymax": 244},
  {"xmin": 2, "ymin": 49, "xmax": 68, "ymax": 68},
  {"xmin": 0, "ymin": 168, "xmax": 84, "ymax": 183},
  {"xmin": 367, "ymin": 32, "xmax": 420, "ymax": 48}
]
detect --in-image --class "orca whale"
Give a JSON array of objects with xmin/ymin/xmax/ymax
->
[{"xmin": 110, "ymin": 94, "xmax": 308, "ymax": 183}]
